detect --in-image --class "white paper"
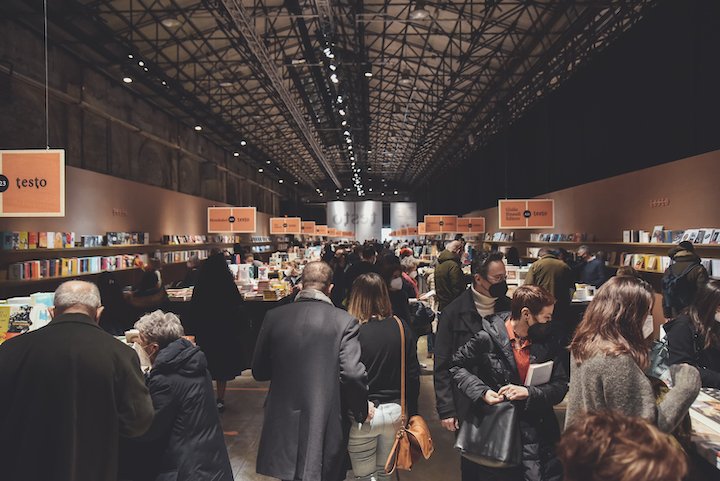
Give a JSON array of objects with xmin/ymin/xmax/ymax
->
[{"xmin": 524, "ymin": 360, "xmax": 553, "ymax": 386}]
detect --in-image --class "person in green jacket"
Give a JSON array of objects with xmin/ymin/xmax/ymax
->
[
  {"xmin": 525, "ymin": 248, "xmax": 574, "ymax": 343},
  {"xmin": 435, "ymin": 240, "xmax": 468, "ymax": 311}
]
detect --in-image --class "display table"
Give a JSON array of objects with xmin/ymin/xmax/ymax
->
[{"xmin": 689, "ymin": 389, "xmax": 720, "ymax": 470}]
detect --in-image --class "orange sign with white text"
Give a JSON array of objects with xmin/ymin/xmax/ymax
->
[
  {"xmin": 0, "ymin": 149, "xmax": 65, "ymax": 217},
  {"xmin": 270, "ymin": 217, "xmax": 301, "ymax": 234},
  {"xmin": 498, "ymin": 199, "xmax": 555, "ymax": 229},
  {"xmin": 424, "ymin": 215, "xmax": 458, "ymax": 234},
  {"xmin": 301, "ymin": 221, "xmax": 316, "ymax": 235},
  {"xmin": 208, "ymin": 207, "xmax": 257, "ymax": 233},
  {"xmin": 328, "ymin": 227, "xmax": 338, "ymax": 237},
  {"xmin": 457, "ymin": 217, "xmax": 486, "ymax": 234},
  {"xmin": 315, "ymin": 225, "xmax": 329, "ymax": 236}
]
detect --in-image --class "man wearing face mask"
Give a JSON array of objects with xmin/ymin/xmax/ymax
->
[
  {"xmin": 0, "ymin": 280, "xmax": 154, "ymax": 481},
  {"xmin": 434, "ymin": 251, "xmax": 512, "ymax": 441}
]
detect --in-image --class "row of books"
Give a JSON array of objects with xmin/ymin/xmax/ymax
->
[
  {"xmin": 160, "ymin": 234, "xmax": 242, "ymax": 245},
  {"xmin": 251, "ymin": 236, "xmax": 272, "ymax": 243},
  {"xmin": 627, "ymin": 226, "xmax": 720, "ymax": 244},
  {"xmin": 484, "ymin": 232, "xmax": 516, "ymax": 241},
  {"xmin": 159, "ymin": 250, "xmax": 210, "ymax": 264},
  {"xmin": 3, "ymin": 232, "xmax": 76, "ymax": 250},
  {"xmin": 106, "ymin": 232, "xmax": 151, "ymax": 245},
  {"xmin": 7, "ymin": 254, "xmax": 149, "ymax": 281},
  {"xmin": 251, "ymin": 245, "xmax": 273, "ymax": 253},
  {"xmin": 529, "ymin": 233, "xmax": 591, "ymax": 242}
]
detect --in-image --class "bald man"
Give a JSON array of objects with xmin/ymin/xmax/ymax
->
[{"xmin": 0, "ymin": 280, "xmax": 154, "ymax": 481}]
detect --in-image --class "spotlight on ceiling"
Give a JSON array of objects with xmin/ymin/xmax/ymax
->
[
  {"xmin": 233, "ymin": 152, "xmax": 239, "ymax": 157},
  {"xmin": 409, "ymin": 0, "xmax": 431, "ymax": 20},
  {"xmin": 122, "ymin": 76, "xmax": 133, "ymax": 84},
  {"xmin": 399, "ymin": 70, "xmax": 412, "ymax": 86},
  {"xmin": 365, "ymin": 71, "xmax": 373, "ymax": 78},
  {"xmin": 240, "ymin": 140, "xmax": 247, "ymax": 146},
  {"xmin": 161, "ymin": 17, "xmax": 183, "ymax": 28},
  {"xmin": 330, "ymin": 74, "xmax": 339, "ymax": 84},
  {"xmin": 258, "ymin": 168, "xmax": 264, "ymax": 173},
  {"xmin": 194, "ymin": 125, "xmax": 202, "ymax": 131}
]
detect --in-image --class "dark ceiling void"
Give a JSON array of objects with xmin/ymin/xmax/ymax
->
[{"xmin": 5, "ymin": 0, "xmax": 658, "ymax": 203}]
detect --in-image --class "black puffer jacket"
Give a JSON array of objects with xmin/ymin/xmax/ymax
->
[
  {"xmin": 120, "ymin": 338, "xmax": 233, "ymax": 481},
  {"xmin": 450, "ymin": 313, "xmax": 568, "ymax": 481}
]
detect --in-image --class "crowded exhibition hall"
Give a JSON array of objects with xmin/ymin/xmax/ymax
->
[{"xmin": 2, "ymin": 0, "xmax": 720, "ymax": 480}]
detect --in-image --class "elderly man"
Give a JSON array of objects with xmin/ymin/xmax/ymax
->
[
  {"xmin": 253, "ymin": 261, "xmax": 369, "ymax": 481},
  {"xmin": 0, "ymin": 280, "xmax": 154, "ymax": 481}
]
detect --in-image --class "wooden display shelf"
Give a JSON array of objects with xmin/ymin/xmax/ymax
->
[
  {"xmin": 1, "ymin": 243, "xmax": 234, "ymax": 262},
  {"xmin": 492, "ymin": 240, "xmax": 720, "ymax": 250}
]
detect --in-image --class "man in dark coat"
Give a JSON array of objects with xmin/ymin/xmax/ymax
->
[
  {"xmin": 434, "ymin": 240, "xmax": 468, "ymax": 311},
  {"xmin": 0, "ymin": 280, "xmax": 154, "ymax": 481},
  {"xmin": 434, "ymin": 252, "xmax": 511, "ymax": 438},
  {"xmin": 344, "ymin": 243, "xmax": 379, "ymax": 300},
  {"xmin": 253, "ymin": 261, "xmax": 369, "ymax": 481},
  {"xmin": 121, "ymin": 310, "xmax": 233, "ymax": 481},
  {"xmin": 662, "ymin": 241, "xmax": 710, "ymax": 318},
  {"xmin": 574, "ymin": 245, "xmax": 609, "ymax": 288}
]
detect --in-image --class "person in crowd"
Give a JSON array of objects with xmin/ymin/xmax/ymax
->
[
  {"xmin": 555, "ymin": 248, "xmax": 576, "ymax": 269},
  {"xmin": 252, "ymin": 261, "xmax": 369, "ymax": 481},
  {"xmin": 451, "ymin": 285, "xmax": 568, "ymax": 481},
  {"xmin": 400, "ymin": 255, "xmax": 420, "ymax": 299},
  {"xmin": 127, "ymin": 266, "xmax": 169, "ymax": 315},
  {"xmin": 399, "ymin": 246, "xmax": 414, "ymax": 259},
  {"xmin": 243, "ymin": 253, "xmax": 264, "ymax": 268},
  {"xmin": 346, "ymin": 273, "xmax": 420, "ymax": 481},
  {"xmin": 177, "ymin": 254, "xmax": 201, "ymax": 288},
  {"xmin": 120, "ymin": 310, "xmax": 232, "ymax": 481},
  {"xmin": 435, "ymin": 240, "xmax": 468, "ymax": 312},
  {"xmin": 565, "ymin": 276, "xmax": 700, "ymax": 433},
  {"xmin": 524, "ymin": 248, "xmax": 574, "ymax": 343},
  {"xmin": 322, "ymin": 243, "xmax": 335, "ymax": 263},
  {"xmin": 557, "ymin": 411, "xmax": 688, "ymax": 481},
  {"xmin": 434, "ymin": 251, "xmax": 511, "ymax": 436},
  {"xmin": 662, "ymin": 240, "xmax": 710, "ymax": 318},
  {"xmin": 330, "ymin": 249, "xmax": 349, "ymax": 308},
  {"xmin": 0, "ymin": 280, "xmax": 154, "ymax": 481},
  {"xmin": 97, "ymin": 270, "xmax": 134, "ymax": 335},
  {"xmin": 284, "ymin": 261, "xmax": 302, "ymax": 288},
  {"xmin": 666, "ymin": 279, "xmax": 720, "ymax": 387},
  {"xmin": 377, "ymin": 253, "xmax": 412, "ymax": 326},
  {"xmin": 574, "ymin": 245, "xmax": 609, "ymax": 287},
  {"xmin": 345, "ymin": 244, "xmax": 379, "ymax": 299},
  {"xmin": 616, "ymin": 265, "xmax": 640, "ymax": 277},
  {"xmin": 191, "ymin": 253, "xmax": 248, "ymax": 412},
  {"xmin": 505, "ymin": 246, "xmax": 521, "ymax": 266}
]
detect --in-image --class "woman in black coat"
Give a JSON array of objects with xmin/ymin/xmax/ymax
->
[
  {"xmin": 191, "ymin": 253, "xmax": 247, "ymax": 411},
  {"xmin": 121, "ymin": 310, "xmax": 233, "ymax": 481},
  {"xmin": 377, "ymin": 253, "xmax": 412, "ymax": 327},
  {"xmin": 450, "ymin": 285, "xmax": 568, "ymax": 481},
  {"xmin": 667, "ymin": 279, "xmax": 720, "ymax": 387}
]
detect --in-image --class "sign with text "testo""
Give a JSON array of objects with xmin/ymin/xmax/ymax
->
[
  {"xmin": 498, "ymin": 199, "xmax": 555, "ymax": 229},
  {"xmin": 424, "ymin": 215, "xmax": 458, "ymax": 234},
  {"xmin": 270, "ymin": 217, "xmax": 301, "ymax": 234},
  {"xmin": 208, "ymin": 207, "xmax": 257, "ymax": 233},
  {"xmin": 0, "ymin": 149, "xmax": 65, "ymax": 217}
]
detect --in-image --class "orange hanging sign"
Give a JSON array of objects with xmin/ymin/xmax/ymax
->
[
  {"xmin": 457, "ymin": 217, "xmax": 486, "ymax": 233},
  {"xmin": 208, "ymin": 207, "xmax": 257, "ymax": 233},
  {"xmin": 424, "ymin": 215, "xmax": 458, "ymax": 234},
  {"xmin": 315, "ymin": 225, "xmax": 329, "ymax": 236},
  {"xmin": 270, "ymin": 217, "xmax": 301, "ymax": 234},
  {"xmin": 418, "ymin": 222, "xmax": 426, "ymax": 235},
  {"xmin": 498, "ymin": 199, "xmax": 555, "ymax": 229},
  {"xmin": 301, "ymin": 221, "xmax": 316, "ymax": 234},
  {"xmin": 0, "ymin": 149, "xmax": 65, "ymax": 217}
]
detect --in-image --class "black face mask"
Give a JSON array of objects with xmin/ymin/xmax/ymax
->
[
  {"xmin": 528, "ymin": 322, "xmax": 552, "ymax": 343},
  {"xmin": 488, "ymin": 281, "xmax": 508, "ymax": 298}
]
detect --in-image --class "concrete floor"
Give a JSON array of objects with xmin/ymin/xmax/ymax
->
[{"xmin": 219, "ymin": 338, "xmax": 461, "ymax": 481}]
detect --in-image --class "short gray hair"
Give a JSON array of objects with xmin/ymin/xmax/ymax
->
[
  {"xmin": 400, "ymin": 255, "xmax": 418, "ymax": 272},
  {"xmin": 301, "ymin": 261, "xmax": 334, "ymax": 291},
  {"xmin": 54, "ymin": 281, "xmax": 101, "ymax": 310},
  {"xmin": 134, "ymin": 310, "xmax": 185, "ymax": 348}
]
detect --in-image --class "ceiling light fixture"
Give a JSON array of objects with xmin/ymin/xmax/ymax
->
[
  {"xmin": 128, "ymin": 54, "xmax": 134, "ymax": 59},
  {"xmin": 258, "ymin": 168, "xmax": 264, "ymax": 173},
  {"xmin": 266, "ymin": 160, "xmax": 271, "ymax": 164},
  {"xmin": 394, "ymin": 190, "xmax": 399, "ymax": 195},
  {"xmin": 409, "ymin": 0, "xmax": 431, "ymax": 20},
  {"xmin": 219, "ymin": 81, "xmax": 234, "ymax": 87},
  {"xmin": 138, "ymin": 61, "xmax": 145, "ymax": 67},
  {"xmin": 194, "ymin": 125, "xmax": 202, "ymax": 131},
  {"xmin": 161, "ymin": 17, "xmax": 183, "ymax": 28},
  {"xmin": 278, "ymin": 179, "xmax": 284, "ymax": 184},
  {"xmin": 344, "ymin": 130, "xmax": 350, "ymax": 136},
  {"xmin": 365, "ymin": 71, "xmax": 373, "ymax": 78},
  {"xmin": 240, "ymin": 140, "xmax": 247, "ymax": 146},
  {"xmin": 341, "ymin": 120, "xmax": 348, "ymax": 126},
  {"xmin": 233, "ymin": 152, "xmax": 240, "ymax": 157},
  {"xmin": 329, "ymin": 64, "xmax": 337, "ymax": 71},
  {"xmin": 399, "ymin": 70, "xmax": 412, "ymax": 86},
  {"xmin": 339, "ymin": 109, "xmax": 346, "ymax": 116},
  {"xmin": 122, "ymin": 76, "xmax": 133, "ymax": 84},
  {"xmin": 337, "ymin": 96, "xmax": 343, "ymax": 103},
  {"xmin": 330, "ymin": 74, "xmax": 339, "ymax": 84}
]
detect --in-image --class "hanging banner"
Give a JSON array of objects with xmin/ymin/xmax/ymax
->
[
  {"xmin": 0, "ymin": 149, "xmax": 65, "ymax": 217},
  {"xmin": 424, "ymin": 215, "xmax": 458, "ymax": 234},
  {"xmin": 418, "ymin": 222, "xmax": 426, "ymax": 235},
  {"xmin": 328, "ymin": 227, "xmax": 338, "ymax": 237},
  {"xmin": 315, "ymin": 225, "xmax": 329, "ymax": 236},
  {"xmin": 457, "ymin": 217, "xmax": 486, "ymax": 234},
  {"xmin": 498, "ymin": 199, "xmax": 555, "ymax": 229},
  {"xmin": 208, "ymin": 206, "xmax": 256, "ymax": 233},
  {"xmin": 270, "ymin": 217, "xmax": 301, "ymax": 234},
  {"xmin": 301, "ymin": 221, "xmax": 316, "ymax": 235}
]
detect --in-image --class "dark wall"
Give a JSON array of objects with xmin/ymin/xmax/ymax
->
[{"xmin": 418, "ymin": 0, "xmax": 720, "ymax": 214}]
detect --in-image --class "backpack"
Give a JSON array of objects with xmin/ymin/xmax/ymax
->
[{"xmin": 662, "ymin": 263, "xmax": 699, "ymax": 312}]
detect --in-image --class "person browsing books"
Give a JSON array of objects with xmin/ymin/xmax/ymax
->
[{"xmin": 450, "ymin": 285, "xmax": 569, "ymax": 481}]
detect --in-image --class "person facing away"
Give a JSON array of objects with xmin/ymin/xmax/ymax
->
[
  {"xmin": 565, "ymin": 276, "xmax": 700, "ymax": 434},
  {"xmin": 666, "ymin": 279, "xmax": 720, "ymax": 388},
  {"xmin": 434, "ymin": 251, "xmax": 512, "ymax": 436},
  {"xmin": 120, "ymin": 310, "xmax": 232, "ymax": 481},
  {"xmin": 345, "ymin": 244, "xmax": 379, "ymax": 300},
  {"xmin": 347, "ymin": 273, "xmax": 420, "ymax": 481},
  {"xmin": 434, "ymin": 240, "xmax": 468, "ymax": 311},
  {"xmin": 557, "ymin": 411, "xmax": 688, "ymax": 481},
  {"xmin": 451, "ymin": 285, "xmax": 568, "ymax": 481},
  {"xmin": 0, "ymin": 280, "xmax": 154, "ymax": 481},
  {"xmin": 524, "ymin": 248, "xmax": 574, "ymax": 343},
  {"xmin": 376, "ymin": 253, "xmax": 413, "ymax": 327},
  {"xmin": 662, "ymin": 240, "xmax": 710, "ymax": 318},
  {"xmin": 574, "ymin": 245, "xmax": 609, "ymax": 287},
  {"xmin": 252, "ymin": 261, "xmax": 369, "ymax": 481}
]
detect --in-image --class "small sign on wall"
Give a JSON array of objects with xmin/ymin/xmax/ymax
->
[
  {"xmin": 498, "ymin": 199, "xmax": 555, "ymax": 229},
  {"xmin": 0, "ymin": 149, "xmax": 65, "ymax": 217},
  {"xmin": 208, "ymin": 207, "xmax": 257, "ymax": 233}
]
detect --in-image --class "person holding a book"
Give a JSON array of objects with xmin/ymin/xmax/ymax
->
[
  {"xmin": 450, "ymin": 285, "xmax": 568, "ymax": 481},
  {"xmin": 666, "ymin": 279, "xmax": 720, "ymax": 388}
]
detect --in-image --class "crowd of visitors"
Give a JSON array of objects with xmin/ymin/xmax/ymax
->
[{"xmin": 0, "ymin": 236, "xmax": 715, "ymax": 481}]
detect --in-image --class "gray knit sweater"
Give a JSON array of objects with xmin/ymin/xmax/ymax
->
[{"xmin": 565, "ymin": 353, "xmax": 700, "ymax": 433}]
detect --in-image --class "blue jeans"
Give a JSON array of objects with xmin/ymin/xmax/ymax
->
[{"xmin": 348, "ymin": 403, "xmax": 402, "ymax": 481}]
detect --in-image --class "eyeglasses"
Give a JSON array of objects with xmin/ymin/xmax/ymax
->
[{"xmin": 487, "ymin": 274, "xmax": 507, "ymax": 283}]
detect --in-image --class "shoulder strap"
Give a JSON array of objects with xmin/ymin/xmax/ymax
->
[{"xmin": 393, "ymin": 316, "xmax": 406, "ymax": 423}]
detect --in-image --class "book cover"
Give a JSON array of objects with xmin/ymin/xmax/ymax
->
[
  {"xmin": 672, "ymin": 231, "xmax": 686, "ymax": 244},
  {"xmin": 712, "ymin": 231, "xmax": 720, "ymax": 244},
  {"xmin": 8, "ymin": 263, "xmax": 23, "ymax": 280},
  {"xmin": 2, "ymin": 232, "xmax": 16, "ymax": 250},
  {"xmin": 651, "ymin": 226, "xmax": 664, "ymax": 243},
  {"xmin": 647, "ymin": 256, "xmax": 659, "ymax": 271},
  {"xmin": 623, "ymin": 230, "xmax": 631, "ymax": 243},
  {"xmin": 54, "ymin": 232, "xmax": 63, "ymax": 249},
  {"xmin": 64, "ymin": 232, "xmax": 75, "ymax": 248},
  {"xmin": 0, "ymin": 305, "xmax": 10, "ymax": 344},
  {"xmin": 27, "ymin": 232, "xmax": 38, "ymax": 249},
  {"xmin": 38, "ymin": 232, "xmax": 48, "ymax": 248},
  {"xmin": 696, "ymin": 230, "xmax": 706, "ymax": 244},
  {"xmin": 633, "ymin": 255, "xmax": 645, "ymax": 270},
  {"xmin": 524, "ymin": 360, "xmax": 553, "ymax": 386},
  {"xmin": 18, "ymin": 232, "xmax": 29, "ymax": 249},
  {"xmin": 686, "ymin": 229, "xmax": 699, "ymax": 243},
  {"xmin": 702, "ymin": 229, "xmax": 715, "ymax": 244}
]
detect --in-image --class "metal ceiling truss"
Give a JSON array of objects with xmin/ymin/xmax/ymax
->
[{"xmin": 9, "ymin": 0, "xmax": 658, "ymax": 200}]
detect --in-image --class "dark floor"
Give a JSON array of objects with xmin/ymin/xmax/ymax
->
[{"xmin": 219, "ymin": 337, "xmax": 460, "ymax": 481}]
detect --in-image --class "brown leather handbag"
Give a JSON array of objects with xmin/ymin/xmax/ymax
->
[{"xmin": 384, "ymin": 316, "xmax": 434, "ymax": 474}]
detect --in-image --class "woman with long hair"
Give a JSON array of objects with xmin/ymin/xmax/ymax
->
[
  {"xmin": 667, "ymin": 279, "xmax": 720, "ymax": 387},
  {"xmin": 346, "ymin": 273, "xmax": 420, "ymax": 481},
  {"xmin": 565, "ymin": 276, "xmax": 700, "ymax": 433}
]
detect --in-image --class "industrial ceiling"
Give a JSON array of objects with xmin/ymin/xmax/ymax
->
[{"xmin": 8, "ymin": 0, "xmax": 656, "ymax": 201}]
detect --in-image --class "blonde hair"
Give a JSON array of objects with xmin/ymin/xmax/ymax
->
[{"xmin": 348, "ymin": 273, "xmax": 392, "ymax": 323}]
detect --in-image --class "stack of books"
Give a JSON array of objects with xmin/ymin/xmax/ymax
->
[{"xmin": 2, "ymin": 232, "xmax": 76, "ymax": 249}]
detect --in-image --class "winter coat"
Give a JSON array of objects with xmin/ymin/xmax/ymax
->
[
  {"xmin": 666, "ymin": 314, "xmax": 720, "ymax": 388},
  {"xmin": 120, "ymin": 338, "xmax": 233, "ymax": 481},
  {"xmin": 0, "ymin": 313, "xmax": 154, "ymax": 481},
  {"xmin": 252, "ymin": 291, "xmax": 368, "ymax": 481},
  {"xmin": 662, "ymin": 250, "xmax": 710, "ymax": 318},
  {"xmin": 450, "ymin": 313, "xmax": 568, "ymax": 481},
  {"xmin": 434, "ymin": 250, "xmax": 468, "ymax": 310},
  {"xmin": 575, "ymin": 258, "xmax": 609, "ymax": 288},
  {"xmin": 524, "ymin": 255, "xmax": 573, "ymax": 307},
  {"xmin": 434, "ymin": 288, "xmax": 511, "ymax": 422}
]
